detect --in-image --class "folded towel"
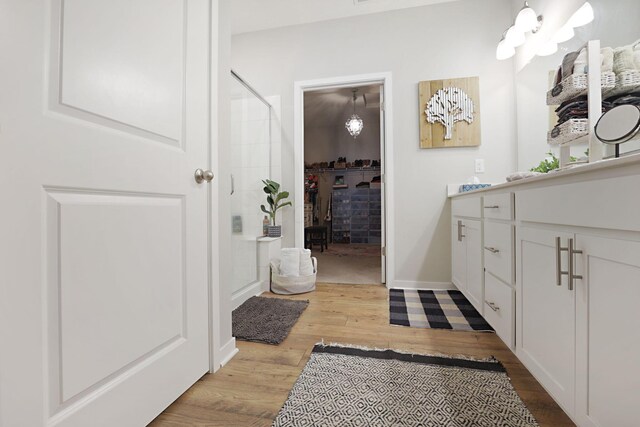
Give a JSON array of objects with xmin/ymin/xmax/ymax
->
[
  {"xmin": 280, "ymin": 248, "xmax": 301, "ymax": 277},
  {"xmin": 613, "ymin": 45, "xmax": 635, "ymax": 74},
  {"xmin": 602, "ymin": 47, "xmax": 614, "ymax": 73},
  {"xmin": 299, "ymin": 249, "xmax": 314, "ymax": 276},
  {"xmin": 506, "ymin": 172, "xmax": 543, "ymax": 182},
  {"xmin": 573, "ymin": 48, "xmax": 588, "ymax": 74}
]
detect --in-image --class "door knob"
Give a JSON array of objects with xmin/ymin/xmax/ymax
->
[{"xmin": 194, "ymin": 169, "xmax": 214, "ymax": 184}]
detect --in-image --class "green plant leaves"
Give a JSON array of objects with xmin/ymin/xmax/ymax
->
[{"xmin": 260, "ymin": 179, "xmax": 290, "ymax": 219}]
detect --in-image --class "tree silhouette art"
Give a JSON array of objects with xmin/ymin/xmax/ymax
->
[{"xmin": 426, "ymin": 87, "xmax": 475, "ymax": 140}]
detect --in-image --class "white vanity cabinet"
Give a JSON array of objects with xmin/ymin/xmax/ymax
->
[
  {"xmin": 451, "ymin": 197, "xmax": 483, "ymax": 313},
  {"xmin": 516, "ymin": 226, "xmax": 577, "ymax": 416},
  {"xmin": 450, "ymin": 156, "xmax": 640, "ymax": 426},
  {"xmin": 514, "ymin": 170, "xmax": 640, "ymax": 426},
  {"xmin": 574, "ymin": 234, "xmax": 640, "ymax": 426}
]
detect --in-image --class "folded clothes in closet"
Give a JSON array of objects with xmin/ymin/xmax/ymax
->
[{"xmin": 610, "ymin": 94, "xmax": 640, "ymax": 107}]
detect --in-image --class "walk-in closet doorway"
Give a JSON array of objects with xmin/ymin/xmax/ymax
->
[{"xmin": 293, "ymin": 73, "xmax": 395, "ymax": 286}]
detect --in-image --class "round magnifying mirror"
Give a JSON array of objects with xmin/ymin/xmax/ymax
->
[{"xmin": 595, "ymin": 104, "xmax": 640, "ymax": 144}]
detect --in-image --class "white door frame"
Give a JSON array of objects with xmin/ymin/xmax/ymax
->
[{"xmin": 293, "ymin": 72, "xmax": 395, "ymax": 286}]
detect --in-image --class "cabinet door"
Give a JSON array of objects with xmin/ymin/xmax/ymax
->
[
  {"xmin": 516, "ymin": 226, "xmax": 576, "ymax": 417},
  {"xmin": 464, "ymin": 219, "xmax": 483, "ymax": 313},
  {"xmin": 452, "ymin": 218, "xmax": 467, "ymax": 292},
  {"xmin": 575, "ymin": 235, "xmax": 640, "ymax": 427}
]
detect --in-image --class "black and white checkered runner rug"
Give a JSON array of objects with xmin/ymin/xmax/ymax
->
[
  {"xmin": 389, "ymin": 288, "xmax": 493, "ymax": 331},
  {"xmin": 272, "ymin": 344, "xmax": 537, "ymax": 426}
]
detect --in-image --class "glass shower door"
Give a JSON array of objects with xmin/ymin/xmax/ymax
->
[{"xmin": 230, "ymin": 73, "xmax": 271, "ymax": 295}]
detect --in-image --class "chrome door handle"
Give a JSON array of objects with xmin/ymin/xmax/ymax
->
[
  {"xmin": 555, "ymin": 237, "xmax": 569, "ymax": 287},
  {"xmin": 484, "ymin": 246, "xmax": 500, "ymax": 254},
  {"xmin": 568, "ymin": 238, "xmax": 583, "ymax": 291},
  {"xmin": 484, "ymin": 205, "xmax": 500, "ymax": 209},
  {"xmin": 485, "ymin": 301, "xmax": 500, "ymax": 312},
  {"xmin": 195, "ymin": 169, "xmax": 214, "ymax": 184}
]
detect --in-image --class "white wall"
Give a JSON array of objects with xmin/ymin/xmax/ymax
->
[
  {"xmin": 232, "ymin": 0, "xmax": 518, "ymax": 286},
  {"xmin": 515, "ymin": 0, "xmax": 640, "ymax": 171}
]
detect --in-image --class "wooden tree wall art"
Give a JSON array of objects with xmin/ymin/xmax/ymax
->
[{"xmin": 419, "ymin": 77, "xmax": 481, "ymax": 148}]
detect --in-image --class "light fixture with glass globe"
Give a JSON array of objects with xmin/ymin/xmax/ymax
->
[
  {"xmin": 514, "ymin": 1, "xmax": 542, "ymax": 33},
  {"xmin": 496, "ymin": 1, "xmax": 543, "ymax": 60},
  {"xmin": 345, "ymin": 89, "xmax": 364, "ymax": 139}
]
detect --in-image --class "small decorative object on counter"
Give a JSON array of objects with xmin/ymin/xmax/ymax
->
[
  {"xmin": 260, "ymin": 179, "xmax": 292, "ymax": 238},
  {"xmin": 459, "ymin": 184, "xmax": 492, "ymax": 192},
  {"xmin": 262, "ymin": 215, "xmax": 270, "ymax": 236}
]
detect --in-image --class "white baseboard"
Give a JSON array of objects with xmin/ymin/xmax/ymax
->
[
  {"xmin": 389, "ymin": 280, "xmax": 456, "ymax": 290},
  {"xmin": 231, "ymin": 280, "xmax": 268, "ymax": 310},
  {"xmin": 214, "ymin": 337, "xmax": 238, "ymax": 372}
]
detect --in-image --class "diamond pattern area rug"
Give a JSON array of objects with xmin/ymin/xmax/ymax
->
[
  {"xmin": 389, "ymin": 289, "xmax": 493, "ymax": 331},
  {"xmin": 232, "ymin": 296, "xmax": 308, "ymax": 345},
  {"xmin": 272, "ymin": 344, "xmax": 538, "ymax": 426}
]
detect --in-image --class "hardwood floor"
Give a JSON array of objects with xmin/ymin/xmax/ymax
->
[{"xmin": 150, "ymin": 283, "xmax": 574, "ymax": 426}]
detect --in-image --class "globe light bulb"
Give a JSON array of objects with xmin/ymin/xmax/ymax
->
[
  {"xmin": 568, "ymin": 2, "xmax": 594, "ymax": 28},
  {"xmin": 515, "ymin": 3, "xmax": 539, "ymax": 32},
  {"xmin": 496, "ymin": 38, "xmax": 516, "ymax": 60},
  {"xmin": 505, "ymin": 26, "xmax": 525, "ymax": 48}
]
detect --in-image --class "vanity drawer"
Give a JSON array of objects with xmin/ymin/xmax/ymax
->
[
  {"xmin": 483, "ymin": 193, "xmax": 513, "ymax": 220},
  {"xmin": 452, "ymin": 196, "xmax": 481, "ymax": 218},
  {"xmin": 484, "ymin": 221, "xmax": 514, "ymax": 284},
  {"xmin": 516, "ymin": 174, "xmax": 640, "ymax": 232},
  {"xmin": 484, "ymin": 272, "xmax": 514, "ymax": 349}
]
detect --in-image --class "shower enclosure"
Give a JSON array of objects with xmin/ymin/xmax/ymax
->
[{"xmin": 229, "ymin": 71, "xmax": 272, "ymax": 300}]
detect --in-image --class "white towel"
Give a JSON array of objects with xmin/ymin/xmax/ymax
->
[
  {"xmin": 280, "ymin": 248, "xmax": 301, "ymax": 277},
  {"xmin": 506, "ymin": 171, "xmax": 542, "ymax": 182},
  {"xmin": 573, "ymin": 48, "xmax": 588, "ymax": 74},
  {"xmin": 613, "ymin": 45, "xmax": 634, "ymax": 74},
  {"xmin": 601, "ymin": 47, "xmax": 614, "ymax": 73},
  {"xmin": 299, "ymin": 249, "xmax": 314, "ymax": 276}
]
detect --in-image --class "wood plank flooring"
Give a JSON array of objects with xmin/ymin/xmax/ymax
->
[{"xmin": 150, "ymin": 283, "xmax": 574, "ymax": 426}]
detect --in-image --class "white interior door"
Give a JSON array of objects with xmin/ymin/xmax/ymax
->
[{"xmin": 0, "ymin": 1, "xmax": 212, "ymax": 426}]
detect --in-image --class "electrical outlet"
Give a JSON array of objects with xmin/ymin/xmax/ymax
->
[{"xmin": 475, "ymin": 159, "xmax": 485, "ymax": 174}]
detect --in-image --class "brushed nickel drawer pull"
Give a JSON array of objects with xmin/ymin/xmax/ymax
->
[
  {"xmin": 568, "ymin": 238, "xmax": 583, "ymax": 291},
  {"xmin": 485, "ymin": 301, "xmax": 500, "ymax": 312},
  {"xmin": 457, "ymin": 220, "xmax": 466, "ymax": 242},
  {"xmin": 484, "ymin": 205, "xmax": 500, "ymax": 209},
  {"xmin": 555, "ymin": 237, "xmax": 569, "ymax": 287},
  {"xmin": 484, "ymin": 246, "xmax": 500, "ymax": 254}
]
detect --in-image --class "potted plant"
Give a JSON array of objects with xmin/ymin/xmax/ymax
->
[{"xmin": 260, "ymin": 179, "xmax": 292, "ymax": 237}]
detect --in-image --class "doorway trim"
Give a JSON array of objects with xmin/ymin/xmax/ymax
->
[{"xmin": 293, "ymin": 72, "xmax": 395, "ymax": 287}]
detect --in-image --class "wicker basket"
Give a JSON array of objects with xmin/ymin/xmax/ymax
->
[
  {"xmin": 270, "ymin": 258, "xmax": 317, "ymax": 295},
  {"xmin": 604, "ymin": 70, "xmax": 640, "ymax": 98},
  {"xmin": 547, "ymin": 72, "xmax": 616, "ymax": 106},
  {"xmin": 548, "ymin": 119, "xmax": 589, "ymax": 146}
]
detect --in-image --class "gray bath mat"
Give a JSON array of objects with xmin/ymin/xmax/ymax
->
[
  {"xmin": 232, "ymin": 296, "xmax": 308, "ymax": 345},
  {"xmin": 273, "ymin": 344, "xmax": 538, "ymax": 426}
]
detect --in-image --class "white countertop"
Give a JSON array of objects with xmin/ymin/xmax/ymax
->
[{"xmin": 449, "ymin": 153, "xmax": 640, "ymax": 198}]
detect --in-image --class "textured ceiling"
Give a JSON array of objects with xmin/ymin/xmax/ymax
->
[
  {"xmin": 230, "ymin": 0, "xmax": 463, "ymax": 35},
  {"xmin": 304, "ymin": 84, "xmax": 381, "ymax": 128}
]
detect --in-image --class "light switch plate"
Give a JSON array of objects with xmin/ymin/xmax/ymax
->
[{"xmin": 475, "ymin": 159, "xmax": 485, "ymax": 173}]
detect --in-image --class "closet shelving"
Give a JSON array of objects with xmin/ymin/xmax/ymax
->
[{"xmin": 304, "ymin": 166, "xmax": 381, "ymax": 174}]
